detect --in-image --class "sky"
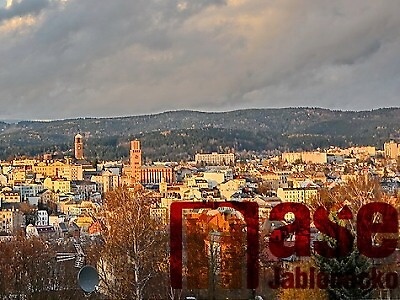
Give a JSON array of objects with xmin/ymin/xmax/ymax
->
[{"xmin": 0, "ymin": 0, "xmax": 400, "ymax": 120}]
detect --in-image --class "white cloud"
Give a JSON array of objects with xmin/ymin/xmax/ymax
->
[{"xmin": 0, "ymin": 0, "xmax": 400, "ymax": 120}]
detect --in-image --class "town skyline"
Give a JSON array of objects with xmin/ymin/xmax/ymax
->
[
  {"xmin": 1, "ymin": 130, "xmax": 400, "ymax": 298},
  {"xmin": 1, "ymin": 134, "xmax": 400, "ymax": 293}
]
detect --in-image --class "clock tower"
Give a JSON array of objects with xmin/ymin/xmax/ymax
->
[{"xmin": 130, "ymin": 140, "xmax": 142, "ymax": 185}]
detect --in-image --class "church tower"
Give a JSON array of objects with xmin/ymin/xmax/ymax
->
[{"xmin": 74, "ymin": 134, "xmax": 84, "ymax": 160}]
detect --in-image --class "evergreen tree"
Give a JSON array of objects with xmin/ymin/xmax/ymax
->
[{"xmin": 315, "ymin": 249, "xmax": 372, "ymax": 300}]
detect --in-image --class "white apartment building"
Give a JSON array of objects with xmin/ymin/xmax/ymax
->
[
  {"xmin": 14, "ymin": 183, "xmax": 44, "ymax": 200},
  {"xmin": 195, "ymin": 152, "xmax": 235, "ymax": 165},
  {"xmin": 36, "ymin": 210, "xmax": 49, "ymax": 226}
]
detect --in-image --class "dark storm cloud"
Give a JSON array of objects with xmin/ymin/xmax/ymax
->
[
  {"xmin": 0, "ymin": 0, "xmax": 399, "ymax": 120},
  {"xmin": 0, "ymin": 0, "xmax": 51, "ymax": 22}
]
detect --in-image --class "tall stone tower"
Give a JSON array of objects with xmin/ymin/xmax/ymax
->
[
  {"xmin": 130, "ymin": 140, "xmax": 142, "ymax": 184},
  {"xmin": 74, "ymin": 134, "xmax": 84, "ymax": 160}
]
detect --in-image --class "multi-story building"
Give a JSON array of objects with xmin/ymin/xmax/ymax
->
[
  {"xmin": 43, "ymin": 177, "xmax": 71, "ymax": 194},
  {"xmin": 185, "ymin": 174, "xmax": 209, "ymax": 189},
  {"xmin": 141, "ymin": 166, "xmax": 174, "ymax": 184},
  {"xmin": 60, "ymin": 164, "xmax": 84, "ymax": 181},
  {"xmin": 0, "ymin": 209, "xmax": 24, "ymax": 233},
  {"xmin": 276, "ymin": 187, "xmax": 318, "ymax": 203},
  {"xmin": 195, "ymin": 152, "xmax": 235, "ymax": 166},
  {"xmin": 301, "ymin": 151, "xmax": 327, "ymax": 164},
  {"xmin": 91, "ymin": 170, "xmax": 120, "ymax": 194},
  {"xmin": 14, "ymin": 183, "xmax": 44, "ymax": 200},
  {"xmin": 38, "ymin": 189, "xmax": 59, "ymax": 205},
  {"xmin": 281, "ymin": 152, "xmax": 302, "ymax": 164},
  {"xmin": 8, "ymin": 168, "xmax": 27, "ymax": 184},
  {"xmin": 58, "ymin": 200, "xmax": 97, "ymax": 217},
  {"xmin": 218, "ymin": 179, "xmax": 246, "ymax": 200},
  {"xmin": 0, "ymin": 189, "xmax": 21, "ymax": 203},
  {"xmin": 34, "ymin": 162, "xmax": 58, "ymax": 177},
  {"xmin": 71, "ymin": 180, "xmax": 98, "ymax": 199},
  {"xmin": 0, "ymin": 174, "xmax": 7, "ymax": 186},
  {"xmin": 348, "ymin": 146, "xmax": 376, "ymax": 157},
  {"xmin": 282, "ymin": 151, "xmax": 327, "ymax": 164},
  {"xmin": 12, "ymin": 159, "xmax": 36, "ymax": 168},
  {"xmin": 129, "ymin": 140, "xmax": 174, "ymax": 185},
  {"xmin": 150, "ymin": 207, "xmax": 168, "ymax": 224},
  {"xmin": 33, "ymin": 161, "xmax": 83, "ymax": 181},
  {"xmin": 275, "ymin": 170, "xmax": 293, "ymax": 187},
  {"xmin": 0, "ymin": 162, "xmax": 11, "ymax": 176},
  {"xmin": 261, "ymin": 171, "xmax": 280, "ymax": 190},
  {"xmin": 36, "ymin": 210, "xmax": 49, "ymax": 226},
  {"xmin": 384, "ymin": 141, "xmax": 400, "ymax": 159}
]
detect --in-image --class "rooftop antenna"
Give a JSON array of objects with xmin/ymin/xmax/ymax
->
[
  {"xmin": 56, "ymin": 239, "xmax": 100, "ymax": 296},
  {"xmin": 56, "ymin": 241, "xmax": 86, "ymax": 268}
]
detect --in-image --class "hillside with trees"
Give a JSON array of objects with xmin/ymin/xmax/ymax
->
[{"xmin": 0, "ymin": 107, "xmax": 399, "ymax": 161}]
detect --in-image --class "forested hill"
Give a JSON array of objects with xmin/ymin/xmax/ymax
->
[{"xmin": 1, "ymin": 107, "xmax": 399, "ymax": 161}]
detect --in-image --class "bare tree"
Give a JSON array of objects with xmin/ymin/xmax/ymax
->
[
  {"xmin": 98, "ymin": 187, "xmax": 169, "ymax": 300},
  {"xmin": 0, "ymin": 233, "xmax": 83, "ymax": 299}
]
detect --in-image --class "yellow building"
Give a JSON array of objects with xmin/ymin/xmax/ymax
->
[
  {"xmin": 282, "ymin": 152, "xmax": 302, "ymax": 163},
  {"xmin": 341, "ymin": 174, "xmax": 358, "ymax": 182},
  {"xmin": 0, "ymin": 189, "xmax": 21, "ymax": 203},
  {"xmin": 282, "ymin": 151, "xmax": 327, "ymax": 164},
  {"xmin": 301, "ymin": 151, "xmax": 327, "ymax": 164},
  {"xmin": 33, "ymin": 161, "xmax": 83, "ymax": 181},
  {"xmin": 150, "ymin": 207, "xmax": 168, "ymax": 224},
  {"xmin": 0, "ymin": 162, "xmax": 11, "ymax": 176},
  {"xmin": 43, "ymin": 177, "xmax": 71, "ymax": 194},
  {"xmin": 9, "ymin": 168, "xmax": 27, "ymax": 184},
  {"xmin": 184, "ymin": 175, "xmax": 209, "ymax": 189},
  {"xmin": 59, "ymin": 164, "xmax": 83, "ymax": 181},
  {"xmin": 287, "ymin": 173, "xmax": 307, "ymax": 188},
  {"xmin": 12, "ymin": 159, "xmax": 37, "ymax": 167},
  {"xmin": 218, "ymin": 179, "xmax": 246, "ymax": 200},
  {"xmin": 261, "ymin": 171, "xmax": 280, "ymax": 182},
  {"xmin": 347, "ymin": 146, "xmax": 376, "ymax": 157},
  {"xmin": 277, "ymin": 187, "xmax": 318, "ymax": 203},
  {"xmin": 34, "ymin": 161, "xmax": 60, "ymax": 177},
  {"xmin": 75, "ymin": 216, "xmax": 94, "ymax": 232},
  {"xmin": 0, "ymin": 209, "xmax": 24, "ymax": 233},
  {"xmin": 310, "ymin": 172, "xmax": 327, "ymax": 184},
  {"xmin": 384, "ymin": 141, "xmax": 399, "ymax": 159},
  {"xmin": 203, "ymin": 172, "xmax": 225, "ymax": 184},
  {"xmin": 57, "ymin": 200, "xmax": 78, "ymax": 215}
]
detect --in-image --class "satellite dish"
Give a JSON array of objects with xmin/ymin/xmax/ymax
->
[{"xmin": 78, "ymin": 265, "xmax": 99, "ymax": 293}]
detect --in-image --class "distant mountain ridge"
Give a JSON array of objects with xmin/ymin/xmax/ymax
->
[{"xmin": 1, "ymin": 107, "xmax": 399, "ymax": 161}]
